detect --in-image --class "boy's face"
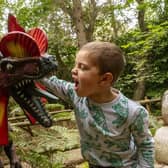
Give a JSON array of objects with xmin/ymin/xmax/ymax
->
[{"xmin": 71, "ymin": 50, "xmax": 102, "ymax": 98}]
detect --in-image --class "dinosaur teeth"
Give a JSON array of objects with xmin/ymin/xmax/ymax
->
[
  {"xmin": 16, "ymin": 90, "xmax": 22, "ymax": 95},
  {"xmin": 22, "ymin": 81, "xmax": 25, "ymax": 86},
  {"xmin": 26, "ymin": 99, "xmax": 38, "ymax": 111},
  {"xmin": 15, "ymin": 82, "xmax": 22, "ymax": 88},
  {"xmin": 32, "ymin": 106, "xmax": 37, "ymax": 111},
  {"xmin": 35, "ymin": 109, "xmax": 40, "ymax": 113},
  {"xmin": 30, "ymin": 103, "xmax": 34, "ymax": 107},
  {"xmin": 20, "ymin": 94, "xmax": 24, "ymax": 98},
  {"xmin": 14, "ymin": 79, "xmax": 32, "ymax": 88},
  {"xmin": 18, "ymin": 83, "xmax": 22, "ymax": 87},
  {"xmin": 23, "ymin": 97, "xmax": 27, "ymax": 101},
  {"xmin": 17, "ymin": 92, "xmax": 40, "ymax": 113},
  {"xmin": 25, "ymin": 80, "xmax": 31, "ymax": 84}
]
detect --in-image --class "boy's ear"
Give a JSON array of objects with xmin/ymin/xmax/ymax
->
[{"xmin": 99, "ymin": 72, "xmax": 113, "ymax": 85}]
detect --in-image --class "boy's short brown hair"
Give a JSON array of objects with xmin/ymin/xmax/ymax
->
[{"xmin": 80, "ymin": 41, "xmax": 125, "ymax": 83}]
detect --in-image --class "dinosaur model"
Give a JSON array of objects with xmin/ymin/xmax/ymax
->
[{"xmin": 0, "ymin": 14, "xmax": 58, "ymax": 167}]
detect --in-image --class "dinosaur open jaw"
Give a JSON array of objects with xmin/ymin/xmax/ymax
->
[
  {"xmin": 10, "ymin": 80, "xmax": 52, "ymax": 127},
  {"xmin": 0, "ymin": 49, "xmax": 57, "ymax": 127},
  {"xmin": 3, "ymin": 55, "xmax": 58, "ymax": 127}
]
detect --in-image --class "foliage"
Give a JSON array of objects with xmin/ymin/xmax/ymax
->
[
  {"xmin": 116, "ymin": 21, "xmax": 168, "ymax": 100},
  {"xmin": 8, "ymin": 98, "xmax": 23, "ymax": 117},
  {"xmin": 45, "ymin": 103, "xmax": 65, "ymax": 111},
  {"xmin": 76, "ymin": 162, "xmax": 89, "ymax": 168},
  {"xmin": 0, "ymin": 0, "xmax": 54, "ymax": 31}
]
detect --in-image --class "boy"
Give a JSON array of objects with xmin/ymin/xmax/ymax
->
[{"xmin": 39, "ymin": 41, "xmax": 154, "ymax": 168}]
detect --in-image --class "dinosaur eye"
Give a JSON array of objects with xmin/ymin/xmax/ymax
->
[{"xmin": 6, "ymin": 63, "xmax": 14, "ymax": 71}]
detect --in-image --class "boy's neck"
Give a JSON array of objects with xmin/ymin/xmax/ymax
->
[{"xmin": 88, "ymin": 88, "xmax": 119, "ymax": 104}]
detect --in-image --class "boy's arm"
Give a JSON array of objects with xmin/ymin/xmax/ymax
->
[
  {"xmin": 37, "ymin": 76, "xmax": 75, "ymax": 103},
  {"xmin": 131, "ymin": 107, "xmax": 155, "ymax": 168}
]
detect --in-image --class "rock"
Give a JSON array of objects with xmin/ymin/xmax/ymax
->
[
  {"xmin": 161, "ymin": 90, "xmax": 168, "ymax": 125},
  {"xmin": 155, "ymin": 162, "xmax": 168, "ymax": 168},
  {"xmin": 154, "ymin": 126, "xmax": 168, "ymax": 164}
]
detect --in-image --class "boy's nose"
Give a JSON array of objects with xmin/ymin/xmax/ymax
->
[{"xmin": 71, "ymin": 67, "xmax": 77, "ymax": 75}]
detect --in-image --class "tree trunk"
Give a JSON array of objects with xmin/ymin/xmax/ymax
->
[
  {"xmin": 133, "ymin": 0, "xmax": 147, "ymax": 100},
  {"xmin": 72, "ymin": 0, "xmax": 88, "ymax": 47},
  {"xmin": 55, "ymin": 0, "xmax": 98, "ymax": 48},
  {"xmin": 133, "ymin": 80, "xmax": 145, "ymax": 100},
  {"xmin": 111, "ymin": 0, "xmax": 118, "ymax": 39}
]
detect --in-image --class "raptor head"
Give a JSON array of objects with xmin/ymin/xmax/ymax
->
[{"xmin": 0, "ymin": 54, "xmax": 57, "ymax": 127}]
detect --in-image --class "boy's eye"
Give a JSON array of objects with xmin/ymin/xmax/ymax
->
[
  {"xmin": 80, "ymin": 64, "xmax": 86, "ymax": 70},
  {"xmin": 74, "ymin": 62, "xmax": 89, "ymax": 70},
  {"xmin": 80, "ymin": 63, "xmax": 90, "ymax": 70}
]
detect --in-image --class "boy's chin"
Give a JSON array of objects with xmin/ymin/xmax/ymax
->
[{"xmin": 75, "ymin": 91, "xmax": 86, "ymax": 97}]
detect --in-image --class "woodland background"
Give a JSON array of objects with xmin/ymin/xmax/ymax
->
[{"xmin": 0, "ymin": 0, "xmax": 168, "ymax": 167}]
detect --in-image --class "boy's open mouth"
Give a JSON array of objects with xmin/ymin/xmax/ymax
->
[{"xmin": 74, "ymin": 80, "xmax": 79, "ymax": 90}]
